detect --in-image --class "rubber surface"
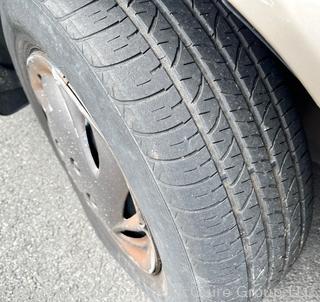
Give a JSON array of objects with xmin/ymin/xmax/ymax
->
[
  {"xmin": 1, "ymin": 106, "xmax": 319, "ymax": 302},
  {"xmin": 2, "ymin": 0, "xmax": 314, "ymax": 301}
]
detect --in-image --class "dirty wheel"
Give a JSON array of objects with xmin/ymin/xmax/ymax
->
[{"xmin": 1, "ymin": 0, "xmax": 313, "ymax": 301}]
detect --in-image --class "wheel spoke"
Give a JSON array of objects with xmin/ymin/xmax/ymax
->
[
  {"xmin": 113, "ymin": 213, "xmax": 146, "ymax": 234},
  {"xmin": 86, "ymin": 129, "xmax": 129, "ymax": 226}
]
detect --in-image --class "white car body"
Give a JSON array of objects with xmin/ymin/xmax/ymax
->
[{"xmin": 227, "ymin": 0, "xmax": 320, "ymax": 107}]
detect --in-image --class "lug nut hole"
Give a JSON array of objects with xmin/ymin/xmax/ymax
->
[{"xmin": 70, "ymin": 157, "xmax": 81, "ymax": 175}]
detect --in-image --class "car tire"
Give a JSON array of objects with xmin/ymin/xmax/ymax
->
[{"xmin": 1, "ymin": 0, "xmax": 313, "ymax": 301}]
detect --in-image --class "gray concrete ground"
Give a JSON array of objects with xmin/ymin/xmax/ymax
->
[{"xmin": 0, "ymin": 107, "xmax": 319, "ymax": 302}]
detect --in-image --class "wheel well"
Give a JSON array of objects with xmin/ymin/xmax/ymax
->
[
  {"xmin": 222, "ymin": 0, "xmax": 320, "ymax": 166},
  {"xmin": 0, "ymin": 18, "xmax": 28, "ymax": 115},
  {"xmin": 288, "ymin": 73, "xmax": 320, "ymax": 166}
]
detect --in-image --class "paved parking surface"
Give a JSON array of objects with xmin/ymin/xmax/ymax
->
[{"xmin": 0, "ymin": 107, "xmax": 319, "ymax": 301}]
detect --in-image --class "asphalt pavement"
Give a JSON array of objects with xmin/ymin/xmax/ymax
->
[{"xmin": 0, "ymin": 107, "xmax": 319, "ymax": 302}]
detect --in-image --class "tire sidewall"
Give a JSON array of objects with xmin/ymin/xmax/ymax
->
[{"xmin": 0, "ymin": 1, "xmax": 201, "ymax": 301}]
